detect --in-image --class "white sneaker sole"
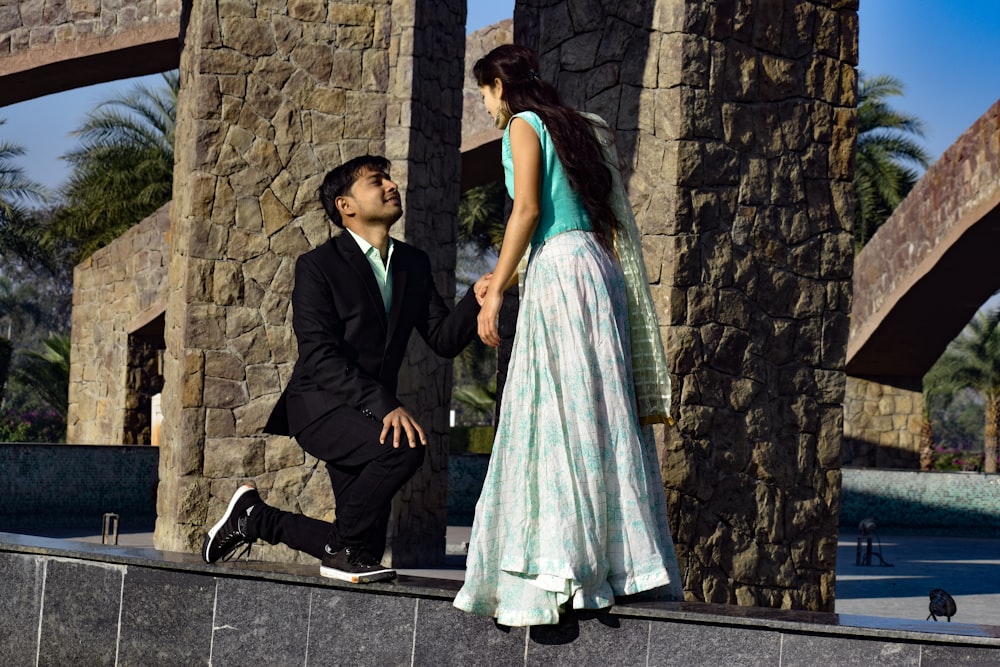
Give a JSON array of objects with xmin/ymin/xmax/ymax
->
[
  {"xmin": 319, "ymin": 565, "xmax": 396, "ymax": 584},
  {"xmin": 202, "ymin": 484, "xmax": 255, "ymax": 562}
]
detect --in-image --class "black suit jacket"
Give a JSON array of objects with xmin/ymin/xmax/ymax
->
[{"xmin": 264, "ymin": 232, "xmax": 479, "ymax": 436}]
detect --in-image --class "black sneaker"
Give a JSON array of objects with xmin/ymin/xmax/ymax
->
[
  {"xmin": 320, "ymin": 545, "xmax": 396, "ymax": 583},
  {"xmin": 202, "ymin": 484, "xmax": 261, "ymax": 563}
]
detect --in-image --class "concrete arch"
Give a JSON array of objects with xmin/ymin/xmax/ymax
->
[
  {"xmin": 847, "ymin": 99, "xmax": 1000, "ymax": 380},
  {"xmin": 843, "ymin": 100, "xmax": 1000, "ymax": 469},
  {"xmin": 0, "ymin": 0, "xmax": 183, "ymax": 105}
]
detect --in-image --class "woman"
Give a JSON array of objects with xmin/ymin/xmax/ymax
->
[{"xmin": 453, "ymin": 44, "xmax": 683, "ymax": 627}]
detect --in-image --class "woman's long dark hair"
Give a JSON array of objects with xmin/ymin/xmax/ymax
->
[{"xmin": 473, "ymin": 44, "xmax": 619, "ymax": 249}]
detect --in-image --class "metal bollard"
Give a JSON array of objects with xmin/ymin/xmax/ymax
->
[{"xmin": 102, "ymin": 513, "xmax": 120, "ymax": 545}]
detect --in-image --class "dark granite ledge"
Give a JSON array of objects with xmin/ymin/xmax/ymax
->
[
  {"xmin": 3, "ymin": 531, "xmax": 1000, "ymax": 649},
  {"xmin": 0, "ymin": 531, "xmax": 463, "ymax": 600}
]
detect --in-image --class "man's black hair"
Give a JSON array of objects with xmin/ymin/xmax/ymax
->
[{"xmin": 319, "ymin": 155, "xmax": 392, "ymax": 228}]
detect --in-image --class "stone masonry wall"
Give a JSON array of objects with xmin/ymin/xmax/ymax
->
[
  {"xmin": 462, "ymin": 19, "xmax": 512, "ymax": 140},
  {"xmin": 381, "ymin": 0, "xmax": 467, "ymax": 566},
  {"xmin": 516, "ymin": 0, "xmax": 857, "ymax": 612},
  {"xmin": 158, "ymin": 0, "xmax": 466, "ymax": 566},
  {"xmin": 68, "ymin": 203, "xmax": 171, "ymax": 445},
  {"xmin": 0, "ymin": 0, "xmax": 181, "ymax": 59},
  {"xmin": 842, "ymin": 376, "xmax": 923, "ymax": 469}
]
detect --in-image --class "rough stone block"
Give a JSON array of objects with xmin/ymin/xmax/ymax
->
[{"xmin": 203, "ymin": 436, "xmax": 265, "ymax": 478}]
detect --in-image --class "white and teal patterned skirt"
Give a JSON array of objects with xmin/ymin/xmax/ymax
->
[{"xmin": 453, "ymin": 230, "xmax": 683, "ymax": 627}]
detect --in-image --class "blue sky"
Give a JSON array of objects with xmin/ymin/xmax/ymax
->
[{"xmin": 2, "ymin": 1, "xmax": 998, "ymax": 191}]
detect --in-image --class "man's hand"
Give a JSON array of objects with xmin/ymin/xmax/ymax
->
[
  {"xmin": 473, "ymin": 273, "xmax": 493, "ymax": 306},
  {"xmin": 380, "ymin": 406, "xmax": 427, "ymax": 448}
]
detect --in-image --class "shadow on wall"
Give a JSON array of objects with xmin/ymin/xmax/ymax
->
[
  {"xmin": 514, "ymin": 1, "xmax": 654, "ymax": 176},
  {"xmin": 842, "ymin": 436, "xmax": 923, "ymax": 470}
]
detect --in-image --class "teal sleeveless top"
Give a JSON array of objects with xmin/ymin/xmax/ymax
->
[{"xmin": 502, "ymin": 111, "xmax": 591, "ymax": 245}]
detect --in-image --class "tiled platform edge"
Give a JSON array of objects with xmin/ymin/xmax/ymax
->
[
  {"xmin": 3, "ymin": 443, "xmax": 998, "ymax": 538},
  {"xmin": 841, "ymin": 469, "xmax": 1000, "ymax": 537},
  {"xmin": 2, "ymin": 533, "xmax": 999, "ymax": 666}
]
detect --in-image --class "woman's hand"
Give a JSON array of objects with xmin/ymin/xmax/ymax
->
[
  {"xmin": 473, "ymin": 273, "xmax": 493, "ymax": 306},
  {"xmin": 477, "ymin": 289, "xmax": 503, "ymax": 348}
]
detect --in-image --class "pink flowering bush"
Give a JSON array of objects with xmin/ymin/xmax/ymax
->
[
  {"xmin": 0, "ymin": 407, "xmax": 65, "ymax": 443},
  {"xmin": 931, "ymin": 443, "xmax": 987, "ymax": 472}
]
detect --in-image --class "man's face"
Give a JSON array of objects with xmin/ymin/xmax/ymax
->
[{"xmin": 339, "ymin": 167, "xmax": 403, "ymax": 227}]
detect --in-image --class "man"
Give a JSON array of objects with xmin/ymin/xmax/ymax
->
[{"xmin": 202, "ymin": 155, "xmax": 487, "ymax": 583}]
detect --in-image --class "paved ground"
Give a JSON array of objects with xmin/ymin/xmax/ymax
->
[
  {"xmin": 29, "ymin": 527, "xmax": 1000, "ymax": 628},
  {"xmin": 835, "ymin": 534, "xmax": 1000, "ymax": 627}
]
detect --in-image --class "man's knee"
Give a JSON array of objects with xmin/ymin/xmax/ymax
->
[{"xmin": 380, "ymin": 441, "xmax": 425, "ymax": 475}]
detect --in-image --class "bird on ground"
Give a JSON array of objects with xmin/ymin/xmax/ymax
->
[{"xmin": 927, "ymin": 588, "xmax": 957, "ymax": 622}]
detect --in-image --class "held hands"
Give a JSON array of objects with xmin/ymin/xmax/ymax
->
[
  {"xmin": 380, "ymin": 406, "xmax": 427, "ymax": 448},
  {"xmin": 473, "ymin": 273, "xmax": 493, "ymax": 306},
  {"xmin": 477, "ymin": 289, "xmax": 503, "ymax": 348}
]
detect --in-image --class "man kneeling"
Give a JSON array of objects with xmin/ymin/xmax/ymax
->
[{"xmin": 202, "ymin": 155, "xmax": 486, "ymax": 582}]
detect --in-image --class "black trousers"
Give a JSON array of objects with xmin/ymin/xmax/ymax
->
[{"xmin": 252, "ymin": 406, "xmax": 424, "ymax": 560}]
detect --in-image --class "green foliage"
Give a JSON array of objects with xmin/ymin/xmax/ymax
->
[
  {"xmin": 0, "ymin": 256, "xmax": 73, "ymax": 348},
  {"xmin": 458, "ymin": 180, "xmax": 506, "ymax": 251},
  {"xmin": 466, "ymin": 426, "xmax": 495, "ymax": 454},
  {"xmin": 924, "ymin": 305, "xmax": 1000, "ymax": 473},
  {"xmin": 0, "ymin": 119, "xmax": 51, "ymax": 267},
  {"xmin": 13, "ymin": 333, "xmax": 71, "ymax": 418},
  {"xmin": 0, "ymin": 258, "xmax": 72, "ymax": 435},
  {"xmin": 926, "ymin": 386, "xmax": 984, "ymax": 453},
  {"xmin": 453, "ymin": 381, "xmax": 496, "ymax": 425},
  {"xmin": 854, "ymin": 72, "xmax": 931, "ymax": 249},
  {"xmin": 449, "ymin": 425, "xmax": 496, "ymax": 454},
  {"xmin": 0, "ymin": 336, "xmax": 11, "ymax": 403},
  {"xmin": 931, "ymin": 443, "xmax": 982, "ymax": 472},
  {"xmin": 47, "ymin": 71, "xmax": 178, "ymax": 262},
  {"xmin": 0, "ymin": 406, "xmax": 65, "ymax": 443},
  {"xmin": 456, "ymin": 180, "xmax": 504, "ymax": 296},
  {"xmin": 452, "ymin": 180, "xmax": 506, "ymax": 423}
]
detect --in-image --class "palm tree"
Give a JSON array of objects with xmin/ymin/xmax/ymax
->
[
  {"xmin": 854, "ymin": 72, "xmax": 931, "ymax": 249},
  {"xmin": 0, "ymin": 119, "xmax": 49, "ymax": 265},
  {"xmin": 48, "ymin": 71, "xmax": 178, "ymax": 261},
  {"xmin": 454, "ymin": 181, "xmax": 506, "ymax": 425},
  {"xmin": 458, "ymin": 180, "xmax": 506, "ymax": 251},
  {"xmin": 12, "ymin": 334, "xmax": 71, "ymax": 417},
  {"xmin": 452, "ymin": 383, "xmax": 497, "ymax": 425},
  {"xmin": 925, "ymin": 307, "xmax": 1000, "ymax": 473}
]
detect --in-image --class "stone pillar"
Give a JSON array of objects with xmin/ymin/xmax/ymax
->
[
  {"xmin": 383, "ymin": 0, "xmax": 467, "ymax": 566},
  {"xmin": 157, "ymin": 0, "xmax": 465, "ymax": 566},
  {"xmin": 843, "ymin": 376, "xmax": 924, "ymax": 468},
  {"xmin": 515, "ymin": 0, "xmax": 857, "ymax": 611}
]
